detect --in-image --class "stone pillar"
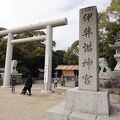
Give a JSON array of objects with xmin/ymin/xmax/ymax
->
[
  {"xmin": 44, "ymin": 25, "xmax": 53, "ymax": 92},
  {"xmin": 65, "ymin": 6, "xmax": 110, "ymax": 119},
  {"xmin": 2, "ymin": 33, "xmax": 13, "ymax": 87},
  {"xmin": 79, "ymin": 6, "xmax": 98, "ymax": 91},
  {"xmin": 46, "ymin": 6, "xmax": 111, "ymax": 120}
]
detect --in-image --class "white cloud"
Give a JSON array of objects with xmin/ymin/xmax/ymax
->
[{"xmin": 0, "ymin": 0, "xmax": 111, "ymax": 50}]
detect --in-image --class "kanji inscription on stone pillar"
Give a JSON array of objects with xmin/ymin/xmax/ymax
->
[{"xmin": 79, "ymin": 6, "xmax": 99, "ymax": 91}]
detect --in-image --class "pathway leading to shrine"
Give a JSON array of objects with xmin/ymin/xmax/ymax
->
[{"xmin": 0, "ymin": 84, "xmax": 65, "ymax": 120}]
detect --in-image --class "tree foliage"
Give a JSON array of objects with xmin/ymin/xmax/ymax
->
[
  {"xmin": 107, "ymin": 0, "xmax": 120, "ymax": 23},
  {"xmin": 0, "ymin": 27, "xmax": 7, "ymax": 67},
  {"xmin": 63, "ymin": 0, "xmax": 120, "ymax": 70},
  {"xmin": 0, "ymin": 28, "xmax": 60, "ymax": 77},
  {"xmin": 0, "ymin": 30, "xmax": 46, "ymax": 76},
  {"xmin": 63, "ymin": 40, "xmax": 79, "ymax": 65},
  {"xmin": 98, "ymin": 0, "xmax": 120, "ymax": 70},
  {"xmin": 14, "ymin": 31, "xmax": 46, "ymax": 76},
  {"xmin": 52, "ymin": 50, "xmax": 66, "ymax": 74}
]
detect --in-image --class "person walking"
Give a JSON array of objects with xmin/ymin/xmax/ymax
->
[
  {"xmin": 21, "ymin": 74, "xmax": 33, "ymax": 96},
  {"xmin": 27, "ymin": 75, "xmax": 33, "ymax": 96},
  {"xmin": 11, "ymin": 76, "xmax": 16, "ymax": 94}
]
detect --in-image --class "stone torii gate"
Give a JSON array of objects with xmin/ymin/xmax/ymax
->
[{"xmin": 0, "ymin": 18, "xmax": 68, "ymax": 92}]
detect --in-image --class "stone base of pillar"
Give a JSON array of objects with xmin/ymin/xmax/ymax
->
[
  {"xmin": 65, "ymin": 87, "xmax": 110, "ymax": 116},
  {"xmin": 46, "ymin": 88, "xmax": 120, "ymax": 120},
  {"xmin": 43, "ymin": 83, "xmax": 52, "ymax": 92},
  {"xmin": 46, "ymin": 103, "xmax": 120, "ymax": 120}
]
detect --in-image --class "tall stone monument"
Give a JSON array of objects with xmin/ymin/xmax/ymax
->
[
  {"xmin": 46, "ymin": 6, "xmax": 120, "ymax": 120},
  {"xmin": 79, "ymin": 6, "xmax": 98, "ymax": 91},
  {"xmin": 65, "ymin": 6, "xmax": 109, "ymax": 119}
]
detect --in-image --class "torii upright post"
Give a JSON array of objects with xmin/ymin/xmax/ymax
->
[
  {"xmin": 44, "ymin": 25, "xmax": 53, "ymax": 92},
  {"xmin": 2, "ymin": 33, "xmax": 13, "ymax": 87}
]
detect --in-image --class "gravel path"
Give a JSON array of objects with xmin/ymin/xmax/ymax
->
[{"xmin": 0, "ymin": 84, "xmax": 65, "ymax": 120}]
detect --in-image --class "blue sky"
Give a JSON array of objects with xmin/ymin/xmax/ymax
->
[{"xmin": 0, "ymin": 0, "xmax": 111, "ymax": 50}]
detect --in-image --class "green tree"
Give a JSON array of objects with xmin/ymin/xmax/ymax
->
[
  {"xmin": 63, "ymin": 40, "xmax": 79, "ymax": 65},
  {"xmin": 0, "ymin": 29, "xmax": 46, "ymax": 77},
  {"xmin": 52, "ymin": 50, "xmax": 66, "ymax": 74},
  {"xmin": 98, "ymin": 0, "xmax": 120, "ymax": 70},
  {"xmin": 70, "ymin": 40, "xmax": 79, "ymax": 56},
  {"xmin": 13, "ymin": 30, "xmax": 46, "ymax": 76},
  {"xmin": 107, "ymin": 0, "xmax": 120, "ymax": 23},
  {"xmin": 0, "ymin": 28, "xmax": 58, "ymax": 77},
  {"xmin": 0, "ymin": 27, "xmax": 7, "ymax": 68}
]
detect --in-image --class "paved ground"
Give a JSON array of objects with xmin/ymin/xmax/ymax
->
[
  {"xmin": 0, "ymin": 83, "xmax": 66, "ymax": 120},
  {"xmin": 0, "ymin": 80, "xmax": 119, "ymax": 120}
]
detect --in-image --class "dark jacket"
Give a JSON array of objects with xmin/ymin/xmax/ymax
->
[
  {"xmin": 11, "ymin": 77, "xmax": 16, "ymax": 86},
  {"xmin": 25, "ymin": 75, "xmax": 32, "ymax": 88}
]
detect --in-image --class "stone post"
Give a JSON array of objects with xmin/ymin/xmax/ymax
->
[
  {"xmin": 44, "ymin": 25, "xmax": 53, "ymax": 92},
  {"xmin": 65, "ymin": 6, "xmax": 109, "ymax": 118},
  {"xmin": 46, "ymin": 6, "xmax": 111, "ymax": 120},
  {"xmin": 79, "ymin": 6, "xmax": 99, "ymax": 91},
  {"xmin": 2, "ymin": 33, "xmax": 13, "ymax": 87}
]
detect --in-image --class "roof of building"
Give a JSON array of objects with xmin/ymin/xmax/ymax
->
[{"xmin": 55, "ymin": 65, "xmax": 79, "ymax": 70}]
